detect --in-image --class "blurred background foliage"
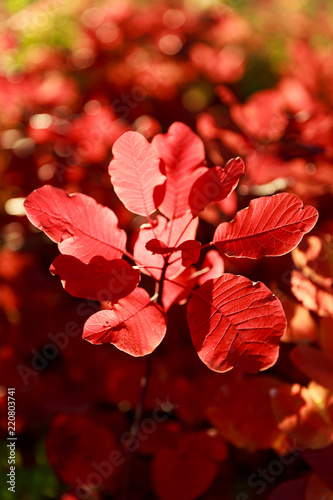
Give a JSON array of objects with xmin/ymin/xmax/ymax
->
[{"xmin": 1, "ymin": 1, "xmax": 333, "ymax": 499}]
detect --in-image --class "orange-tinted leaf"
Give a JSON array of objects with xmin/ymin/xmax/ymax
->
[
  {"xmin": 290, "ymin": 345, "xmax": 333, "ymax": 391},
  {"xmin": 206, "ymin": 375, "xmax": 284, "ymax": 451},
  {"xmin": 271, "ymin": 382, "xmax": 333, "ymax": 449},
  {"xmin": 291, "ymin": 270, "xmax": 333, "ymax": 317}
]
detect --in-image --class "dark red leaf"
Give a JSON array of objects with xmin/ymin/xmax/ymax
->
[
  {"xmin": 50, "ymin": 255, "xmax": 140, "ymax": 302},
  {"xmin": 214, "ymin": 193, "xmax": 318, "ymax": 258},
  {"xmin": 145, "ymin": 239, "xmax": 201, "ymax": 267},
  {"xmin": 152, "ymin": 430, "xmax": 228, "ymax": 500},
  {"xmin": 178, "ymin": 240, "xmax": 201, "ymax": 267},
  {"xmin": 189, "ymin": 158, "xmax": 244, "ymax": 216},
  {"xmin": 305, "ymin": 474, "xmax": 333, "ymax": 500},
  {"xmin": 109, "ymin": 131, "xmax": 166, "ymax": 216},
  {"xmin": 83, "ymin": 287, "xmax": 167, "ymax": 356},
  {"xmin": 268, "ymin": 479, "xmax": 307, "ymax": 500},
  {"xmin": 206, "ymin": 375, "xmax": 284, "ymax": 450},
  {"xmin": 187, "ymin": 274, "xmax": 286, "ymax": 373},
  {"xmin": 46, "ymin": 413, "xmax": 119, "ymax": 488},
  {"xmin": 145, "ymin": 238, "xmax": 172, "ymax": 255},
  {"xmin": 24, "ymin": 185, "xmax": 126, "ymax": 263},
  {"xmin": 301, "ymin": 445, "xmax": 333, "ymax": 491},
  {"xmin": 152, "ymin": 122, "xmax": 206, "ymax": 219}
]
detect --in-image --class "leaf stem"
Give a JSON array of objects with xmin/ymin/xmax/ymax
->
[{"xmin": 122, "ymin": 258, "xmax": 168, "ymax": 499}]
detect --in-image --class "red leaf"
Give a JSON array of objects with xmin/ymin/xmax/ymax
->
[
  {"xmin": 162, "ymin": 267, "xmax": 198, "ymax": 312},
  {"xmin": 189, "ymin": 158, "xmax": 244, "ymax": 215},
  {"xmin": 109, "ymin": 131, "xmax": 166, "ymax": 216},
  {"xmin": 301, "ymin": 445, "xmax": 333, "ymax": 491},
  {"xmin": 268, "ymin": 479, "xmax": 307, "ymax": 500},
  {"xmin": 198, "ymin": 250, "xmax": 224, "ymax": 285},
  {"xmin": 152, "ymin": 431, "xmax": 228, "ymax": 500},
  {"xmin": 230, "ymin": 89, "xmax": 288, "ymax": 142},
  {"xmin": 270, "ymin": 382, "xmax": 333, "ymax": 449},
  {"xmin": 206, "ymin": 375, "xmax": 284, "ymax": 450},
  {"xmin": 305, "ymin": 474, "xmax": 333, "ymax": 500},
  {"xmin": 291, "ymin": 270, "xmax": 333, "ymax": 317},
  {"xmin": 290, "ymin": 345, "xmax": 333, "ymax": 391},
  {"xmin": 152, "ymin": 122, "xmax": 206, "ymax": 219},
  {"xmin": 134, "ymin": 214, "xmax": 198, "ymax": 280},
  {"xmin": 187, "ymin": 274, "xmax": 286, "ymax": 373},
  {"xmin": 24, "ymin": 185, "xmax": 126, "ymax": 263},
  {"xmin": 50, "ymin": 255, "xmax": 140, "ymax": 302},
  {"xmin": 146, "ymin": 238, "xmax": 172, "ymax": 255},
  {"xmin": 46, "ymin": 414, "xmax": 118, "ymax": 487},
  {"xmin": 178, "ymin": 240, "xmax": 201, "ymax": 267},
  {"xmin": 145, "ymin": 239, "xmax": 201, "ymax": 267},
  {"xmin": 214, "ymin": 193, "xmax": 318, "ymax": 258},
  {"xmin": 83, "ymin": 287, "xmax": 167, "ymax": 356}
]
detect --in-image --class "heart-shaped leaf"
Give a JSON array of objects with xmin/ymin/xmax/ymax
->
[
  {"xmin": 152, "ymin": 122, "xmax": 206, "ymax": 219},
  {"xmin": 83, "ymin": 287, "xmax": 167, "ymax": 356}
]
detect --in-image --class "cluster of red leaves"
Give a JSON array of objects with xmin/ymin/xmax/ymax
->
[
  {"xmin": 24, "ymin": 122, "xmax": 318, "ymax": 374},
  {"xmin": 23, "ymin": 121, "xmax": 320, "ymax": 499},
  {"xmin": 2, "ymin": 1, "xmax": 333, "ymax": 500}
]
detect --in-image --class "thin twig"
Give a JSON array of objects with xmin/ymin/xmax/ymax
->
[{"xmin": 122, "ymin": 258, "xmax": 168, "ymax": 499}]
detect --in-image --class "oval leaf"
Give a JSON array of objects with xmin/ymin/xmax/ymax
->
[
  {"xmin": 213, "ymin": 193, "xmax": 318, "ymax": 258},
  {"xmin": 50, "ymin": 255, "xmax": 140, "ymax": 302},
  {"xmin": 189, "ymin": 158, "xmax": 244, "ymax": 216},
  {"xmin": 146, "ymin": 238, "xmax": 172, "ymax": 255},
  {"xmin": 152, "ymin": 122, "xmax": 206, "ymax": 219},
  {"xmin": 83, "ymin": 287, "xmax": 167, "ymax": 356},
  {"xmin": 109, "ymin": 131, "xmax": 166, "ymax": 216},
  {"xmin": 187, "ymin": 274, "xmax": 286, "ymax": 373},
  {"xmin": 24, "ymin": 185, "xmax": 126, "ymax": 263}
]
